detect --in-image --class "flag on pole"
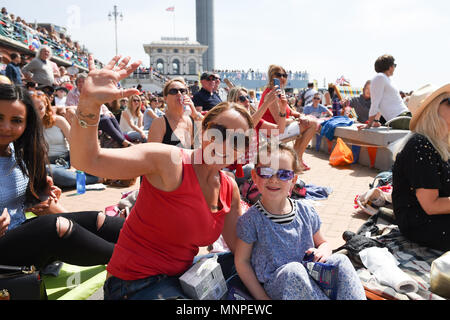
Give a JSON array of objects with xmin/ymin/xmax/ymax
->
[{"xmin": 166, "ymin": 6, "xmax": 175, "ymax": 12}]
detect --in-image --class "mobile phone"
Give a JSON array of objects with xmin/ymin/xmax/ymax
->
[{"xmin": 273, "ymin": 78, "xmax": 280, "ymax": 88}]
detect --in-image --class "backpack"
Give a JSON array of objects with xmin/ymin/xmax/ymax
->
[{"xmin": 369, "ymin": 171, "xmax": 393, "ymax": 189}]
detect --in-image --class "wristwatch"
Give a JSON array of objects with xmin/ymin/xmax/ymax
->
[
  {"xmin": 279, "ymin": 112, "xmax": 287, "ymax": 117},
  {"xmin": 373, "ymin": 119, "xmax": 380, "ymax": 123}
]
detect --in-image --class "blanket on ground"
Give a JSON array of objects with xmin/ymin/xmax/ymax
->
[{"xmin": 345, "ymin": 213, "xmax": 446, "ymax": 300}]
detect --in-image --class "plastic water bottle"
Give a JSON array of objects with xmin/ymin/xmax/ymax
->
[
  {"xmin": 181, "ymin": 96, "xmax": 191, "ymax": 116},
  {"xmin": 76, "ymin": 170, "xmax": 86, "ymax": 195}
]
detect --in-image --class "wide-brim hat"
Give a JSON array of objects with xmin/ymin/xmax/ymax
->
[{"xmin": 408, "ymin": 83, "xmax": 450, "ymax": 131}]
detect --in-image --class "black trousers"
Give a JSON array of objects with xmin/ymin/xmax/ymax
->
[{"xmin": 0, "ymin": 212, "xmax": 124, "ymax": 269}]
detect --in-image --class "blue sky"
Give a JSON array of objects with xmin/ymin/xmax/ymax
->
[{"xmin": 3, "ymin": 0, "xmax": 449, "ymax": 91}]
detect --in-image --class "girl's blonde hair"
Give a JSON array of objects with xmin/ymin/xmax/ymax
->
[{"xmin": 413, "ymin": 93, "xmax": 450, "ymax": 161}]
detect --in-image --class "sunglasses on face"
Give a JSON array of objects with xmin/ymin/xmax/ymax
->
[
  {"xmin": 167, "ymin": 88, "xmax": 188, "ymax": 95},
  {"xmin": 206, "ymin": 77, "xmax": 220, "ymax": 81},
  {"xmin": 208, "ymin": 123, "xmax": 250, "ymax": 151},
  {"xmin": 313, "ymin": 97, "xmax": 321, "ymax": 100},
  {"xmin": 238, "ymin": 95, "xmax": 251, "ymax": 103},
  {"xmin": 256, "ymin": 167, "xmax": 295, "ymax": 181},
  {"xmin": 132, "ymin": 99, "xmax": 141, "ymax": 102},
  {"xmin": 275, "ymin": 72, "xmax": 288, "ymax": 78},
  {"xmin": 441, "ymin": 98, "xmax": 450, "ymax": 105},
  {"xmin": 28, "ymin": 91, "xmax": 45, "ymax": 97}
]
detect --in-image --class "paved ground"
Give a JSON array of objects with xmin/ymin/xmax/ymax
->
[{"xmin": 59, "ymin": 146, "xmax": 380, "ymax": 300}]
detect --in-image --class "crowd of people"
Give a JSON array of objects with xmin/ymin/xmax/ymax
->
[
  {"xmin": 0, "ymin": 48, "xmax": 448, "ymax": 301},
  {"xmin": 214, "ymin": 69, "xmax": 309, "ymax": 83},
  {"xmin": 0, "ymin": 7, "xmax": 96, "ymax": 70}
]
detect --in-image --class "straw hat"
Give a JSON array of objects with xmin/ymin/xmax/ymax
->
[{"xmin": 408, "ymin": 83, "xmax": 450, "ymax": 131}]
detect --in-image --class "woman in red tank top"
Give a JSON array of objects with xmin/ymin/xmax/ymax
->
[
  {"xmin": 259, "ymin": 65, "xmax": 320, "ymax": 171},
  {"xmin": 70, "ymin": 55, "xmax": 254, "ymax": 300}
]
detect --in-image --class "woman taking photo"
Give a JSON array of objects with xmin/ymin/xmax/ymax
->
[
  {"xmin": 70, "ymin": 55, "xmax": 252, "ymax": 300},
  {"xmin": 392, "ymin": 83, "xmax": 450, "ymax": 251},
  {"xmin": 259, "ymin": 65, "xmax": 318, "ymax": 171},
  {"xmin": 0, "ymin": 83, "xmax": 125, "ymax": 268},
  {"xmin": 119, "ymin": 94, "xmax": 147, "ymax": 143},
  {"xmin": 147, "ymin": 78, "xmax": 201, "ymax": 149}
]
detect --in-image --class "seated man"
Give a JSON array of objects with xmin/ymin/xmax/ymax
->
[
  {"xmin": 303, "ymin": 93, "xmax": 333, "ymax": 118},
  {"xmin": 192, "ymin": 72, "xmax": 222, "ymax": 112}
]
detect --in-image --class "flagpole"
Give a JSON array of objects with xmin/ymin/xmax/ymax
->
[{"xmin": 173, "ymin": 11, "xmax": 175, "ymax": 37}]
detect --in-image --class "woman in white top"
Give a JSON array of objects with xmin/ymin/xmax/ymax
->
[
  {"xmin": 359, "ymin": 55, "xmax": 411, "ymax": 130},
  {"xmin": 119, "ymin": 94, "xmax": 147, "ymax": 143}
]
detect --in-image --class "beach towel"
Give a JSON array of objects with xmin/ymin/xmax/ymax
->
[{"xmin": 320, "ymin": 116, "xmax": 354, "ymax": 141}]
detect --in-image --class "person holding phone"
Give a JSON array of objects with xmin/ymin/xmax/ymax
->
[{"xmin": 258, "ymin": 65, "xmax": 319, "ymax": 171}]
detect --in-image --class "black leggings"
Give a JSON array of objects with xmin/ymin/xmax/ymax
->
[
  {"xmin": 0, "ymin": 212, "xmax": 124, "ymax": 269},
  {"xmin": 99, "ymin": 115, "xmax": 126, "ymax": 145}
]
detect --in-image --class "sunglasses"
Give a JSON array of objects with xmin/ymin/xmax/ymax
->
[
  {"xmin": 132, "ymin": 99, "xmax": 141, "ymax": 102},
  {"xmin": 167, "ymin": 88, "xmax": 188, "ymax": 95},
  {"xmin": 256, "ymin": 167, "xmax": 295, "ymax": 181},
  {"xmin": 275, "ymin": 72, "xmax": 288, "ymax": 78},
  {"xmin": 208, "ymin": 123, "xmax": 250, "ymax": 151},
  {"xmin": 28, "ymin": 91, "xmax": 45, "ymax": 97},
  {"xmin": 313, "ymin": 97, "xmax": 321, "ymax": 100},
  {"xmin": 206, "ymin": 77, "xmax": 220, "ymax": 81},
  {"xmin": 441, "ymin": 98, "xmax": 450, "ymax": 105},
  {"xmin": 238, "ymin": 95, "xmax": 251, "ymax": 103}
]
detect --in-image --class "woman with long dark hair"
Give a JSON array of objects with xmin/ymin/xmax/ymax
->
[{"xmin": 0, "ymin": 83, "xmax": 125, "ymax": 268}]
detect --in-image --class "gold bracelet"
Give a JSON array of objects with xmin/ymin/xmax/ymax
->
[{"xmin": 75, "ymin": 111, "xmax": 100, "ymax": 128}]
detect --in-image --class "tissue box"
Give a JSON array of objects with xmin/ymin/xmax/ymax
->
[{"xmin": 179, "ymin": 257, "xmax": 227, "ymax": 300}]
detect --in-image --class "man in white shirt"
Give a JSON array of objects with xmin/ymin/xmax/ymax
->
[{"xmin": 358, "ymin": 55, "xmax": 411, "ymax": 130}]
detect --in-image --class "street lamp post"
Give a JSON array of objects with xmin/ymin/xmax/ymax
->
[{"xmin": 108, "ymin": 5, "xmax": 123, "ymax": 56}]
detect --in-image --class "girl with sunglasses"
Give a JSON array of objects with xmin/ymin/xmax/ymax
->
[
  {"xmin": 148, "ymin": 78, "xmax": 201, "ymax": 149},
  {"xmin": 234, "ymin": 143, "xmax": 365, "ymax": 300},
  {"xmin": 70, "ymin": 55, "xmax": 254, "ymax": 299},
  {"xmin": 259, "ymin": 65, "xmax": 319, "ymax": 171},
  {"xmin": 119, "ymin": 94, "xmax": 146, "ymax": 143}
]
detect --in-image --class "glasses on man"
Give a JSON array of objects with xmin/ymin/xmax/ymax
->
[
  {"xmin": 256, "ymin": 167, "xmax": 295, "ymax": 181},
  {"xmin": 313, "ymin": 97, "xmax": 321, "ymax": 100},
  {"xmin": 274, "ymin": 72, "xmax": 288, "ymax": 79},
  {"xmin": 208, "ymin": 123, "xmax": 250, "ymax": 151},
  {"xmin": 206, "ymin": 77, "xmax": 220, "ymax": 82},
  {"xmin": 167, "ymin": 88, "xmax": 188, "ymax": 95}
]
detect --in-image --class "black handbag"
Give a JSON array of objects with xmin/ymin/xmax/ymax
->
[{"xmin": 0, "ymin": 265, "xmax": 47, "ymax": 300}]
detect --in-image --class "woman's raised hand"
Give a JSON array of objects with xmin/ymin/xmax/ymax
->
[{"xmin": 80, "ymin": 55, "xmax": 142, "ymax": 107}]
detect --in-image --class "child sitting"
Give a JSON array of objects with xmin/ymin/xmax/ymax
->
[{"xmin": 234, "ymin": 143, "xmax": 366, "ymax": 300}]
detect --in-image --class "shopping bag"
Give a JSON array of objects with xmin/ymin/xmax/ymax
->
[{"xmin": 329, "ymin": 138, "xmax": 353, "ymax": 166}]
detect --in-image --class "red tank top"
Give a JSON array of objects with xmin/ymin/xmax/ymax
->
[
  {"xmin": 259, "ymin": 87, "xmax": 291, "ymax": 124},
  {"xmin": 107, "ymin": 150, "xmax": 234, "ymax": 280}
]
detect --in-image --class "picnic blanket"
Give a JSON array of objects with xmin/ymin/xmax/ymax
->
[
  {"xmin": 43, "ymin": 264, "xmax": 106, "ymax": 300},
  {"xmin": 345, "ymin": 212, "xmax": 446, "ymax": 300},
  {"xmin": 24, "ymin": 212, "xmax": 106, "ymax": 300}
]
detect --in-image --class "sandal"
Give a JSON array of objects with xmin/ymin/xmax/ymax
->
[{"xmin": 302, "ymin": 162, "xmax": 311, "ymax": 171}]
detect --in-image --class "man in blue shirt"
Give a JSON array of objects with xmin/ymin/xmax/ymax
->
[
  {"xmin": 192, "ymin": 72, "xmax": 222, "ymax": 112},
  {"xmin": 5, "ymin": 53, "xmax": 23, "ymax": 85},
  {"xmin": 303, "ymin": 93, "xmax": 333, "ymax": 118}
]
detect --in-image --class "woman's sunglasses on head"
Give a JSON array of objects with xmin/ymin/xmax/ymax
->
[
  {"xmin": 208, "ymin": 123, "xmax": 250, "ymax": 151},
  {"xmin": 256, "ymin": 167, "xmax": 295, "ymax": 181}
]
